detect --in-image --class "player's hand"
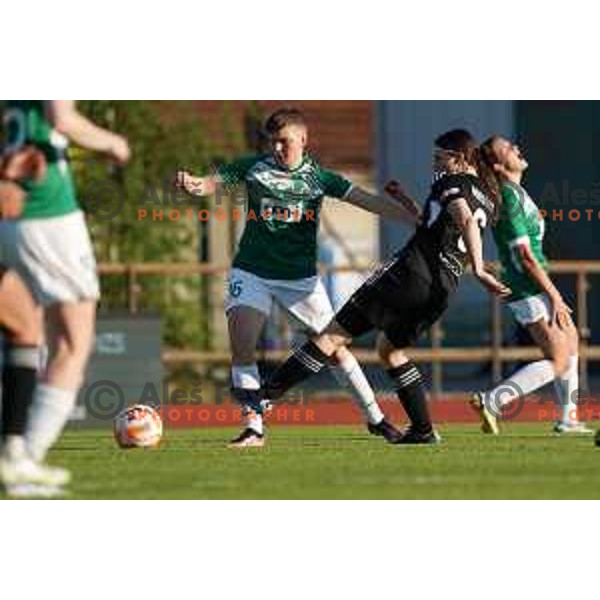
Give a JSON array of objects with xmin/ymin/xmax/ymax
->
[
  {"xmin": 1, "ymin": 146, "xmax": 47, "ymax": 182},
  {"xmin": 475, "ymin": 269, "xmax": 512, "ymax": 298},
  {"xmin": 0, "ymin": 181, "xmax": 26, "ymax": 219},
  {"xmin": 174, "ymin": 170, "xmax": 203, "ymax": 196},
  {"xmin": 549, "ymin": 293, "xmax": 573, "ymax": 329},
  {"xmin": 108, "ymin": 136, "xmax": 131, "ymax": 165}
]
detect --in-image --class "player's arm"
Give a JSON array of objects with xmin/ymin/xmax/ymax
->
[
  {"xmin": 49, "ymin": 100, "xmax": 130, "ymax": 164},
  {"xmin": 384, "ymin": 180, "xmax": 423, "ymax": 221},
  {"xmin": 513, "ymin": 241, "xmax": 571, "ymax": 327},
  {"xmin": 320, "ymin": 168, "xmax": 418, "ymax": 226},
  {"xmin": 0, "ymin": 147, "xmax": 47, "ymax": 219},
  {"xmin": 344, "ymin": 186, "xmax": 421, "ymax": 226},
  {"xmin": 447, "ymin": 198, "xmax": 511, "ymax": 297},
  {"xmin": 175, "ymin": 156, "xmax": 257, "ymax": 198}
]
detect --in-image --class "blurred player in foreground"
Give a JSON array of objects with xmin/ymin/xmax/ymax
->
[
  {"xmin": 0, "ymin": 148, "xmax": 72, "ymax": 497},
  {"xmin": 0, "ymin": 101, "xmax": 130, "ymax": 494},
  {"xmin": 265, "ymin": 129, "xmax": 511, "ymax": 444},
  {"xmin": 176, "ymin": 107, "xmax": 420, "ymax": 447},
  {"xmin": 470, "ymin": 136, "xmax": 591, "ymax": 434}
]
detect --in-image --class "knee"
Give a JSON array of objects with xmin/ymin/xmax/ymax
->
[
  {"xmin": 376, "ymin": 334, "xmax": 409, "ymax": 369},
  {"xmin": 316, "ymin": 319, "xmax": 352, "ymax": 357},
  {"xmin": 9, "ymin": 309, "xmax": 43, "ymax": 347},
  {"xmin": 568, "ymin": 327, "xmax": 580, "ymax": 354},
  {"xmin": 552, "ymin": 352, "xmax": 570, "ymax": 377},
  {"xmin": 332, "ymin": 343, "xmax": 353, "ymax": 365},
  {"xmin": 320, "ymin": 332, "xmax": 349, "ymax": 358},
  {"xmin": 231, "ymin": 345, "xmax": 257, "ymax": 365},
  {"xmin": 376, "ymin": 334, "xmax": 394, "ymax": 363},
  {"xmin": 52, "ymin": 333, "xmax": 94, "ymax": 366}
]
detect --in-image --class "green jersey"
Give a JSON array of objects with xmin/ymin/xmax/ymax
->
[
  {"xmin": 493, "ymin": 181, "xmax": 549, "ymax": 301},
  {"xmin": 2, "ymin": 100, "xmax": 78, "ymax": 219},
  {"xmin": 218, "ymin": 154, "xmax": 352, "ymax": 280}
]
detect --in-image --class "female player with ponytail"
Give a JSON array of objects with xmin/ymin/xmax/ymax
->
[
  {"xmin": 265, "ymin": 129, "xmax": 511, "ymax": 444},
  {"xmin": 470, "ymin": 136, "xmax": 590, "ymax": 434}
]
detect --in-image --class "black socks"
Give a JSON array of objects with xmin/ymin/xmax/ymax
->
[
  {"xmin": 2, "ymin": 343, "xmax": 39, "ymax": 438},
  {"xmin": 267, "ymin": 340, "xmax": 332, "ymax": 400},
  {"xmin": 387, "ymin": 362, "xmax": 433, "ymax": 434}
]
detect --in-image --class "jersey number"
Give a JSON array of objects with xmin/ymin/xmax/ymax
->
[
  {"xmin": 457, "ymin": 207, "xmax": 488, "ymax": 253},
  {"xmin": 2, "ymin": 104, "xmax": 69, "ymax": 174},
  {"xmin": 260, "ymin": 197, "xmax": 304, "ymax": 223}
]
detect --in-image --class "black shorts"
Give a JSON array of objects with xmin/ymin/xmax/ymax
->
[{"xmin": 336, "ymin": 256, "xmax": 450, "ymax": 348}]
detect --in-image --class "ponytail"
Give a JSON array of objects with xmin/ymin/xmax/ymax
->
[
  {"xmin": 472, "ymin": 145, "xmax": 501, "ymax": 224},
  {"xmin": 434, "ymin": 129, "xmax": 502, "ymax": 222}
]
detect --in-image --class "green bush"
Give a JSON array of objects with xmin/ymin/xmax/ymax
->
[{"xmin": 73, "ymin": 101, "xmax": 260, "ymax": 353}]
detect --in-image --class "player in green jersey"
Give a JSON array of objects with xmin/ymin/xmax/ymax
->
[
  {"xmin": 0, "ymin": 150, "xmax": 72, "ymax": 496},
  {"xmin": 176, "ymin": 107, "xmax": 420, "ymax": 447},
  {"xmin": 0, "ymin": 101, "xmax": 131, "ymax": 493},
  {"xmin": 470, "ymin": 136, "xmax": 591, "ymax": 434}
]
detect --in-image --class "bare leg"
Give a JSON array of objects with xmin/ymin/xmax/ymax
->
[
  {"xmin": 528, "ymin": 315, "xmax": 583, "ymax": 426},
  {"xmin": 0, "ymin": 269, "xmax": 43, "ymax": 458},
  {"xmin": 227, "ymin": 306, "xmax": 269, "ymax": 440},
  {"xmin": 474, "ymin": 315, "xmax": 582, "ymax": 433},
  {"xmin": 227, "ymin": 306, "xmax": 269, "ymax": 369},
  {"xmin": 26, "ymin": 300, "xmax": 96, "ymax": 462},
  {"xmin": 0, "ymin": 268, "xmax": 43, "ymax": 346}
]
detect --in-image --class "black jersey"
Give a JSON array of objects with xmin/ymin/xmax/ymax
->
[
  {"xmin": 399, "ymin": 173, "xmax": 495, "ymax": 289},
  {"xmin": 336, "ymin": 172, "xmax": 496, "ymax": 348}
]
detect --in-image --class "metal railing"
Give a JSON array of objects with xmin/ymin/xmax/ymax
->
[{"xmin": 98, "ymin": 261, "xmax": 600, "ymax": 394}]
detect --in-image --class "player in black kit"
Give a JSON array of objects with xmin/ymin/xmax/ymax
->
[{"xmin": 263, "ymin": 129, "xmax": 512, "ymax": 444}]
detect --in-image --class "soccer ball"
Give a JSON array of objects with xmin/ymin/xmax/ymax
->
[{"xmin": 114, "ymin": 404, "xmax": 163, "ymax": 449}]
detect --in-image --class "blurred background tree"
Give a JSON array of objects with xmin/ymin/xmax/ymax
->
[{"xmin": 72, "ymin": 101, "xmax": 262, "ymax": 361}]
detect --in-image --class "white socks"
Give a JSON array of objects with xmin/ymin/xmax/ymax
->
[
  {"xmin": 25, "ymin": 384, "xmax": 78, "ymax": 463},
  {"xmin": 554, "ymin": 355, "xmax": 579, "ymax": 424},
  {"xmin": 231, "ymin": 356, "xmax": 385, "ymax": 432},
  {"xmin": 2, "ymin": 435, "xmax": 27, "ymax": 461},
  {"xmin": 231, "ymin": 364, "xmax": 261, "ymax": 391},
  {"xmin": 484, "ymin": 359, "xmax": 555, "ymax": 408},
  {"xmin": 484, "ymin": 355, "xmax": 582, "ymax": 424},
  {"xmin": 245, "ymin": 414, "xmax": 263, "ymax": 435},
  {"xmin": 231, "ymin": 364, "xmax": 263, "ymax": 435},
  {"xmin": 332, "ymin": 352, "xmax": 384, "ymax": 425}
]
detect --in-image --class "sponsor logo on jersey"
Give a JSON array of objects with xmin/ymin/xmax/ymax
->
[{"xmin": 250, "ymin": 161, "xmax": 322, "ymax": 199}]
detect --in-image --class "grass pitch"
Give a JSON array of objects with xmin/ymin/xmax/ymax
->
[{"xmin": 4, "ymin": 424, "xmax": 600, "ymax": 499}]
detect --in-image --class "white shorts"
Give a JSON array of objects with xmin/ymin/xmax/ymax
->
[
  {"xmin": 225, "ymin": 268, "xmax": 335, "ymax": 334},
  {"xmin": 508, "ymin": 293, "xmax": 551, "ymax": 326},
  {"xmin": 0, "ymin": 210, "xmax": 100, "ymax": 305}
]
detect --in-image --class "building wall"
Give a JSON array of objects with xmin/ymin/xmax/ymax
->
[
  {"xmin": 191, "ymin": 100, "xmax": 373, "ymax": 171},
  {"xmin": 375, "ymin": 100, "xmax": 600, "ymax": 351},
  {"xmin": 375, "ymin": 101, "xmax": 516, "ymax": 351},
  {"xmin": 376, "ymin": 100, "xmax": 516, "ymax": 259},
  {"xmin": 517, "ymin": 101, "xmax": 600, "ymax": 342}
]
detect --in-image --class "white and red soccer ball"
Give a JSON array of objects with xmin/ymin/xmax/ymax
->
[{"xmin": 114, "ymin": 404, "xmax": 163, "ymax": 449}]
